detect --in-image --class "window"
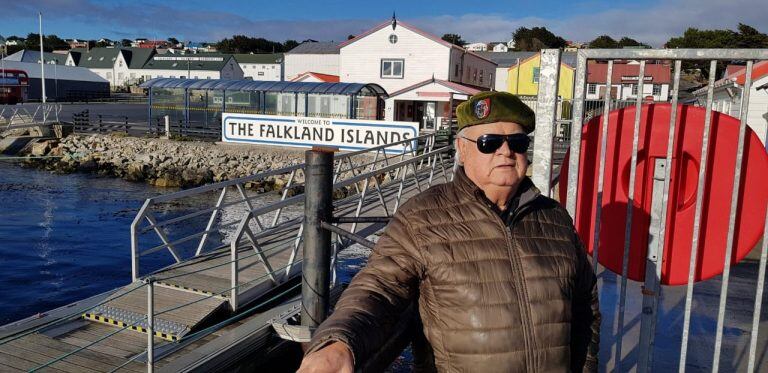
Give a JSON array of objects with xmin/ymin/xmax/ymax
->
[
  {"xmin": 257, "ymin": 72, "xmax": 264, "ymax": 76},
  {"xmin": 473, "ymin": 68, "xmax": 477, "ymax": 82},
  {"xmin": 480, "ymin": 70, "xmax": 484, "ymax": 84},
  {"xmin": 632, "ymin": 84, "xmax": 638, "ymax": 95},
  {"xmin": 653, "ymin": 84, "xmax": 661, "ymax": 95},
  {"xmin": 454, "ymin": 64, "xmax": 459, "ymax": 77},
  {"xmin": 389, "ymin": 34, "xmax": 398, "ymax": 44},
  {"xmin": 533, "ymin": 67, "xmax": 540, "ymax": 84},
  {"xmin": 588, "ymin": 84, "xmax": 596, "ymax": 94},
  {"xmin": 381, "ymin": 59, "xmax": 404, "ymax": 79},
  {"xmin": 106, "ymin": 72, "xmax": 112, "ymax": 80}
]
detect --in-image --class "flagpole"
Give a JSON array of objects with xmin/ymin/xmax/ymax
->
[{"xmin": 39, "ymin": 12, "xmax": 47, "ymax": 122}]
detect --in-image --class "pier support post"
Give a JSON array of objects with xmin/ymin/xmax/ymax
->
[
  {"xmin": 145, "ymin": 278, "xmax": 155, "ymax": 373},
  {"xmin": 301, "ymin": 147, "xmax": 335, "ymax": 328}
]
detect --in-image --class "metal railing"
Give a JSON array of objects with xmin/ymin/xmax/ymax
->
[
  {"xmin": 534, "ymin": 48, "xmax": 768, "ymax": 372},
  {"xmin": 129, "ymin": 131, "xmax": 453, "ymax": 304},
  {"xmin": 0, "ymin": 103, "xmax": 62, "ymax": 130}
]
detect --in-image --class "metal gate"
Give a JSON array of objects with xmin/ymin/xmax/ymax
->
[{"xmin": 532, "ymin": 49, "xmax": 768, "ymax": 372}]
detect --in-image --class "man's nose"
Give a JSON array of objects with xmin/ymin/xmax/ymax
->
[{"xmin": 496, "ymin": 138, "xmax": 513, "ymax": 157}]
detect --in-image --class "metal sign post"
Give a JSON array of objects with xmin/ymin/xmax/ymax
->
[{"xmin": 301, "ymin": 147, "xmax": 335, "ymax": 328}]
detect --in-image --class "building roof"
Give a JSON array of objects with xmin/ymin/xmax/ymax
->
[
  {"xmin": 388, "ymin": 78, "xmax": 483, "ymax": 98},
  {"xmin": 0, "ymin": 60, "xmax": 108, "ymax": 82},
  {"xmin": 587, "ymin": 61, "xmax": 671, "ymax": 84},
  {"xmin": 140, "ymin": 78, "xmax": 387, "ymax": 96},
  {"xmin": 141, "ymin": 54, "xmax": 234, "ymax": 71},
  {"xmin": 4, "ymin": 50, "xmax": 68, "ymax": 65},
  {"xmin": 286, "ymin": 41, "xmax": 339, "ymax": 55},
  {"xmin": 338, "ymin": 19, "xmax": 496, "ymax": 65},
  {"xmin": 122, "ymin": 48, "xmax": 156, "ymax": 69},
  {"xmin": 692, "ymin": 61, "xmax": 768, "ymax": 95},
  {"xmin": 290, "ymin": 71, "xmax": 340, "ymax": 82},
  {"xmin": 70, "ymin": 47, "xmax": 121, "ymax": 68},
  {"xmin": 474, "ymin": 51, "xmax": 538, "ymax": 67},
  {"xmin": 233, "ymin": 53, "xmax": 283, "ymax": 64}
]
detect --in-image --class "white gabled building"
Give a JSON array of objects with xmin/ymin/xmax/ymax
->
[{"xmin": 338, "ymin": 19, "xmax": 496, "ymax": 131}]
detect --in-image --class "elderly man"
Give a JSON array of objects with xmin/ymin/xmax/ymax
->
[{"xmin": 298, "ymin": 91, "xmax": 600, "ymax": 372}]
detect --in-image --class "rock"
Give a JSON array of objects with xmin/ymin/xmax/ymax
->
[
  {"xmin": 152, "ymin": 177, "xmax": 181, "ymax": 188},
  {"xmin": 30, "ymin": 140, "xmax": 56, "ymax": 156},
  {"xmin": 125, "ymin": 163, "xmax": 148, "ymax": 181}
]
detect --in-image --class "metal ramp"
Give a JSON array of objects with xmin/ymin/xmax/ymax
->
[{"xmin": 82, "ymin": 284, "xmax": 227, "ymax": 342}]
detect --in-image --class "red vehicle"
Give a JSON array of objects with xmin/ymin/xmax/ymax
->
[{"xmin": 0, "ymin": 69, "xmax": 29, "ymax": 104}]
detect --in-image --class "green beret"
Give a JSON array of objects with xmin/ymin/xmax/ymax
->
[{"xmin": 456, "ymin": 91, "xmax": 535, "ymax": 133}]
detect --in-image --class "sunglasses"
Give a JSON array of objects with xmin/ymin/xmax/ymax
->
[{"xmin": 461, "ymin": 133, "xmax": 531, "ymax": 154}]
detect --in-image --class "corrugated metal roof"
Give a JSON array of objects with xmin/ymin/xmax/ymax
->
[
  {"xmin": 141, "ymin": 54, "xmax": 233, "ymax": 71},
  {"xmin": 4, "ymin": 50, "xmax": 68, "ymax": 65},
  {"xmin": 140, "ymin": 77, "xmax": 387, "ymax": 96},
  {"xmin": 286, "ymin": 41, "xmax": 339, "ymax": 55},
  {"xmin": 474, "ymin": 52, "xmax": 538, "ymax": 67},
  {"xmin": 0, "ymin": 60, "xmax": 109, "ymax": 83}
]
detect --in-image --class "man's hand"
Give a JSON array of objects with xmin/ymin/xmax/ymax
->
[{"xmin": 297, "ymin": 341, "xmax": 354, "ymax": 373}]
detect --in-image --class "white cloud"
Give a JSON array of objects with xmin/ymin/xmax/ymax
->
[{"xmin": 412, "ymin": 0, "xmax": 768, "ymax": 47}]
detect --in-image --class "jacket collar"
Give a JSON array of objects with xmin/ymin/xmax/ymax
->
[{"xmin": 453, "ymin": 167, "xmax": 541, "ymax": 215}]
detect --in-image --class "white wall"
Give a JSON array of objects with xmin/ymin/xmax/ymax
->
[
  {"xmin": 240, "ymin": 63, "xmax": 281, "ymax": 80},
  {"xmin": 340, "ymin": 24, "xmax": 450, "ymax": 94},
  {"xmin": 284, "ymin": 54, "xmax": 339, "ymax": 81},
  {"xmin": 135, "ymin": 69, "xmax": 221, "ymax": 80},
  {"xmin": 493, "ymin": 67, "xmax": 508, "ymax": 91},
  {"xmin": 748, "ymin": 75, "xmax": 768, "ymax": 145}
]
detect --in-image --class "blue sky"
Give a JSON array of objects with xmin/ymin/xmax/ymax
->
[{"xmin": 2, "ymin": 0, "xmax": 766, "ymax": 47}]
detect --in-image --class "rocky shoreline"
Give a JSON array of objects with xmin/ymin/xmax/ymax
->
[{"xmin": 12, "ymin": 134, "xmax": 308, "ymax": 190}]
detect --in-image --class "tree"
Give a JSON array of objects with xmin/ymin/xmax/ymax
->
[
  {"xmin": 215, "ymin": 35, "xmax": 286, "ymax": 53},
  {"xmin": 95, "ymin": 40, "xmax": 112, "ymax": 48},
  {"xmin": 167, "ymin": 37, "xmax": 179, "ymax": 45},
  {"xmin": 120, "ymin": 39, "xmax": 132, "ymax": 47},
  {"xmin": 665, "ymin": 24, "xmax": 768, "ymax": 76},
  {"xmin": 617, "ymin": 37, "xmax": 648, "ymax": 48},
  {"xmin": 347, "ymin": 34, "xmax": 356, "ymax": 40},
  {"xmin": 588, "ymin": 35, "xmax": 618, "ymax": 48},
  {"xmin": 442, "ymin": 33, "xmax": 465, "ymax": 46},
  {"xmin": 283, "ymin": 39, "xmax": 299, "ymax": 51},
  {"xmin": 512, "ymin": 27, "xmax": 567, "ymax": 51}
]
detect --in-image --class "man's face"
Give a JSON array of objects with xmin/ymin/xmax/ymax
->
[{"xmin": 457, "ymin": 121, "xmax": 529, "ymax": 189}]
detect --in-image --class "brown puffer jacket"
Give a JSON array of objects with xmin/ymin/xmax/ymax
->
[{"xmin": 307, "ymin": 168, "xmax": 600, "ymax": 372}]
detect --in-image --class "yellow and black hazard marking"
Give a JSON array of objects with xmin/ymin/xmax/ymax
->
[
  {"xmin": 155, "ymin": 280, "xmax": 228, "ymax": 299},
  {"xmin": 82, "ymin": 313, "xmax": 179, "ymax": 342}
]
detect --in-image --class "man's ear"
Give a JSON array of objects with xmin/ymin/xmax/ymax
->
[{"xmin": 455, "ymin": 137, "xmax": 464, "ymax": 163}]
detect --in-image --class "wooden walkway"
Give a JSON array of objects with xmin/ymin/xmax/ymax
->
[{"xmin": 0, "ymin": 154, "xmax": 452, "ymax": 372}]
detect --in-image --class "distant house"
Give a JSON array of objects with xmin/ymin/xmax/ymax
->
[
  {"xmin": 586, "ymin": 61, "xmax": 671, "ymax": 101},
  {"xmin": 290, "ymin": 71, "xmax": 339, "ymax": 83},
  {"xmin": 692, "ymin": 61, "xmax": 768, "ymax": 144},
  {"xmin": 233, "ymin": 53, "xmax": 283, "ymax": 81},
  {"xmin": 488, "ymin": 42, "xmax": 509, "ymax": 53},
  {"xmin": 284, "ymin": 41, "xmax": 339, "ymax": 81},
  {"xmin": 4, "ymin": 50, "xmax": 68, "ymax": 65},
  {"xmin": 339, "ymin": 18, "xmax": 496, "ymax": 129},
  {"xmin": 474, "ymin": 51, "xmax": 537, "ymax": 92},
  {"xmin": 503, "ymin": 51, "xmax": 578, "ymax": 99},
  {"xmin": 67, "ymin": 39, "xmax": 88, "ymax": 49},
  {"xmin": 463, "ymin": 42, "xmax": 488, "ymax": 52},
  {"xmin": 67, "ymin": 47, "xmax": 155, "ymax": 88}
]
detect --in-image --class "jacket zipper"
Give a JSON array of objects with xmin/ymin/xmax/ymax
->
[{"xmin": 493, "ymin": 208, "xmax": 537, "ymax": 372}]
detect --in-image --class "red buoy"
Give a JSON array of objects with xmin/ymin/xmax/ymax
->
[{"xmin": 559, "ymin": 103, "xmax": 768, "ymax": 285}]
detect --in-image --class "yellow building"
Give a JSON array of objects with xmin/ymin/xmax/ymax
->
[{"xmin": 506, "ymin": 52, "xmax": 575, "ymax": 99}]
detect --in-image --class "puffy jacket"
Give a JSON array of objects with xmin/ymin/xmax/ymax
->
[{"xmin": 307, "ymin": 168, "xmax": 600, "ymax": 372}]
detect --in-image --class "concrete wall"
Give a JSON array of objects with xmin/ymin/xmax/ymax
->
[
  {"xmin": 340, "ymin": 24, "xmax": 450, "ymax": 94},
  {"xmin": 284, "ymin": 54, "xmax": 339, "ymax": 81}
]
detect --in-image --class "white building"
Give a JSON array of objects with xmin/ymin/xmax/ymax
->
[
  {"xmin": 585, "ymin": 61, "xmax": 671, "ymax": 102},
  {"xmin": 463, "ymin": 42, "xmax": 488, "ymax": 52},
  {"xmin": 66, "ymin": 48, "xmax": 243, "ymax": 88},
  {"xmin": 233, "ymin": 53, "xmax": 283, "ymax": 81},
  {"xmin": 489, "ymin": 42, "xmax": 509, "ymax": 53},
  {"xmin": 338, "ymin": 19, "xmax": 496, "ymax": 130},
  {"xmin": 693, "ymin": 62, "xmax": 768, "ymax": 144},
  {"xmin": 284, "ymin": 41, "xmax": 339, "ymax": 81}
]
